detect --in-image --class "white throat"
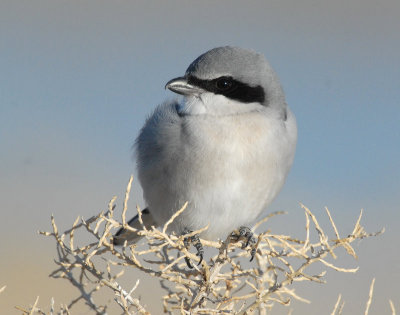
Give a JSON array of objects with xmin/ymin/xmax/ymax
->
[{"xmin": 177, "ymin": 93, "xmax": 263, "ymax": 117}]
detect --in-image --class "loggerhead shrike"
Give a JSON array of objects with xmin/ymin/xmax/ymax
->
[{"xmin": 113, "ymin": 46, "xmax": 297, "ymax": 263}]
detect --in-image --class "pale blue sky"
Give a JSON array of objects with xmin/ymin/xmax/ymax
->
[{"xmin": 1, "ymin": 1, "xmax": 399, "ymax": 313}]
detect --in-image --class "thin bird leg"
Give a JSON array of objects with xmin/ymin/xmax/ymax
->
[
  {"xmin": 183, "ymin": 231, "xmax": 194, "ymax": 269},
  {"xmin": 182, "ymin": 228, "xmax": 204, "ymax": 268},
  {"xmin": 231, "ymin": 226, "xmax": 257, "ymax": 261}
]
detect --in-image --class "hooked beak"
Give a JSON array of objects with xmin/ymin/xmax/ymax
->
[{"xmin": 165, "ymin": 77, "xmax": 205, "ymax": 96}]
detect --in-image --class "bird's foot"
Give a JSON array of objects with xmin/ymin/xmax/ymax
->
[
  {"xmin": 231, "ymin": 226, "xmax": 257, "ymax": 261},
  {"xmin": 182, "ymin": 228, "xmax": 204, "ymax": 268}
]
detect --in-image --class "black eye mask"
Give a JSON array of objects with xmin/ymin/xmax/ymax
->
[{"xmin": 187, "ymin": 75, "xmax": 265, "ymax": 105}]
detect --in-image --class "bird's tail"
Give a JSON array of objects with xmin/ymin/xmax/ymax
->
[{"xmin": 112, "ymin": 208, "xmax": 156, "ymax": 245}]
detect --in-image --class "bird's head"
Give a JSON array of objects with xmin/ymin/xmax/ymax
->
[{"xmin": 165, "ymin": 46, "xmax": 287, "ymax": 117}]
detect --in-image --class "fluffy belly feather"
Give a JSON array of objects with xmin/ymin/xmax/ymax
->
[{"xmin": 138, "ymin": 110, "xmax": 294, "ymax": 239}]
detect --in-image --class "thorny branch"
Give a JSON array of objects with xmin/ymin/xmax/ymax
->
[{"xmin": 17, "ymin": 176, "xmax": 389, "ymax": 314}]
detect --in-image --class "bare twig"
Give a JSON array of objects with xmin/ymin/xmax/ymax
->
[
  {"xmin": 27, "ymin": 177, "xmax": 384, "ymax": 314},
  {"xmin": 389, "ymin": 299, "xmax": 396, "ymax": 315},
  {"xmin": 365, "ymin": 278, "xmax": 375, "ymax": 315}
]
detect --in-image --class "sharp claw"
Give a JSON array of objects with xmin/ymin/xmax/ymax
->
[
  {"xmin": 197, "ymin": 255, "xmax": 203, "ymax": 265},
  {"xmin": 182, "ymin": 229, "xmax": 203, "ymax": 268},
  {"xmin": 236, "ymin": 226, "xmax": 257, "ymax": 262},
  {"xmin": 250, "ymin": 247, "xmax": 256, "ymax": 262},
  {"xmin": 185, "ymin": 256, "xmax": 194, "ymax": 269}
]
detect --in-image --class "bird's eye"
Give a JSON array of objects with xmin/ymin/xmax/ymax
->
[{"xmin": 215, "ymin": 77, "xmax": 233, "ymax": 91}]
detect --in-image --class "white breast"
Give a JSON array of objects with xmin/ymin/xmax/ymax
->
[{"xmin": 137, "ymin": 99, "xmax": 297, "ymax": 240}]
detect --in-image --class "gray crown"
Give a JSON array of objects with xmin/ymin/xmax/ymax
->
[{"xmin": 185, "ymin": 46, "xmax": 286, "ymax": 106}]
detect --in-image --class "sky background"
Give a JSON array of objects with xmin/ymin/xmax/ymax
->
[{"xmin": 1, "ymin": 0, "xmax": 399, "ymax": 313}]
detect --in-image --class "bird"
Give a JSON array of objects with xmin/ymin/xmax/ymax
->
[{"xmin": 113, "ymin": 46, "xmax": 297, "ymax": 264}]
